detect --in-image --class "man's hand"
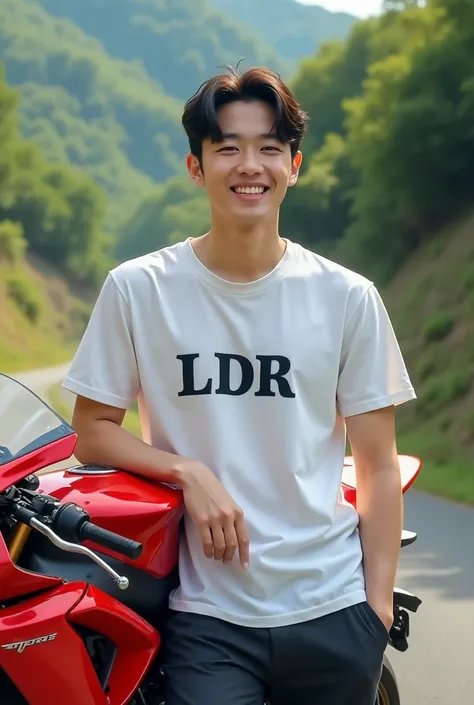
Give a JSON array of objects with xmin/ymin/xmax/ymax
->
[
  {"xmin": 71, "ymin": 397, "xmax": 250, "ymax": 568},
  {"xmin": 178, "ymin": 460, "xmax": 250, "ymax": 569},
  {"xmin": 368, "ymin": 598, "xmax": 394, "ymax": 633}
]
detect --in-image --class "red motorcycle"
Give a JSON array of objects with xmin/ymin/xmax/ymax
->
[{"xmin": 0, "ymin": 373, "xmax": 422, "ymax": 705}]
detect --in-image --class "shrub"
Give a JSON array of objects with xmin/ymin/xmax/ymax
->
[
  {"xmin": 462, "ymin": 264, "xmax": 474, "ymax": 292},
  {"xmin": 6, "ymin": 271, "xmax": 42, "ymax": 323},
  {"xmin": 0, "ymin": 220, "xmax": 27, "ymax": 264},
  {"xmin": 422, "ymin": 312, "xmax": 454, "ymax": 342},
  {"xmin": 416, "ymin": 353, "xmax": 437, "ymax": 381},
  {"xmin": 419, "ymin": 369, "xmax": 472, "ymax": 417}
]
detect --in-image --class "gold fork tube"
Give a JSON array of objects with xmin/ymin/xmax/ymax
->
[{"xmin": 9, "ymin": 522, "xmax": 32, "ymax": 563}]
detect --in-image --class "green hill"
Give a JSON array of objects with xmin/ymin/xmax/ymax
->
[
  {"xmin": 211, "ymin": 0, "xmax": 356, "ymax": 68},
  {"xmin": 38, "ymin": 0, "xmax": 287, "ymax": 99},
  {"xmin": 0, "ymin": 0, "xmax": 185, "ymax": 232}
]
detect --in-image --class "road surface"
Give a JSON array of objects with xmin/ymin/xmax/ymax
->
[
  {"xmin": 389, "ymin": 490, "xmax": 474, "ymax": 703},
  {"xmin": 6, "ymin": 364, "xmax": 474, "ymax": 703},
  {"xmin": 12, "ymin": 362, "xmax": 71, "ymax": 397},
  {"xmin": 12, "ymin": 363, "xmax": 77, "ymax": 472}
]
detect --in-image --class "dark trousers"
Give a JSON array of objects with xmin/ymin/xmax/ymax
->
[{"xmin": 161, "ymin": 602, "xmax": 389, "ymax": 705}]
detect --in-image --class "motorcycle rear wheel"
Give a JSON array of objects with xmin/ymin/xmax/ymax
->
[{"xmin": 377, "ymin": 655, "xmax": 401, "ymax": 705}]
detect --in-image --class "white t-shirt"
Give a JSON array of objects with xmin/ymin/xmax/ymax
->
[{"xmin": 63, "ymin": 238, "xmax": 416, "ymax": 628}]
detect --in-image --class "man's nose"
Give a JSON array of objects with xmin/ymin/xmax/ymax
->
[{"xmin": 237, "ymin": 150, "xmax": 262, "ymax": 174}]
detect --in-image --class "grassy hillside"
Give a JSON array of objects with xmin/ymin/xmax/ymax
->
[
  {"xmin": 0, "ymin": 254, "xmax": 91, "ymax": 373},
  {"xmin": 386, "ymin": 211, "xmax": 474, "ymax": 504}
]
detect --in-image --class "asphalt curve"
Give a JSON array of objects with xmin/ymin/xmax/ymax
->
[
  {"xmin": 13, "ymin": 362, "xmax": 77, "ymax": 472},
  {"xmin": 8, "ymin": 364, "xmax": 474, "ymax": 703},
  {"xmin": 388, "ymin": 490, "xmax": 474, "ymax": 704}
]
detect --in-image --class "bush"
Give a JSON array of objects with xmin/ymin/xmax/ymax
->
[
  {"xmin": 422, "ymin": 312, "xmax": 455, "ymax": 342},
  {"xmin": 6, "ymin": 271, "xmax": 42, "ymax": 323},
  {"xmin": 418, "ymin": 369, "xmax": 472, "ymax": 417},
  {"xmin": 462, "ymin": 264, "xmax": 474, "ymax": 292},
  {"xmin": 417, "ymin": 356, "xmax": 437, "ymax": 382},
  {"xmin": 69, "ymin": 300, "xmax": 93, "ymax": 338},
  {"xmin": 0, "ymin": 220, "xmax": 28, "ymax": 264}
]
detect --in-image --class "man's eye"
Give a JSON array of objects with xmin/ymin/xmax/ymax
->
[
  {"xmin": 262, "ymin": 146, "xmax": 281, "ymax": 152},
  {"xmin": 217, "ymin": 146, "xmax": 237, "ymax": 152}
]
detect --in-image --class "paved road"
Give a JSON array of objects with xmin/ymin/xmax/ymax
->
[
  {"xmin": 12, "ymin": 362, "xmax": 72, "ymax": 403},
  {"xmin": 6, "ymin": 364, "xmax": 474, "ymax": 703},
  {"xmin": 389, "ymin": 490, "xmax": 474, "ymax": 703},
  {"xmin": 12, "ymin": 362, "xmax": 77, "ymax": 472}
]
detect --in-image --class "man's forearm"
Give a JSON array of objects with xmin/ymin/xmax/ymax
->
[
  {"xmin": 73, "ymin": 419, "xmax": 190, "ymax": 488},
  {"xmin": 356, "ymin": 462, "xmax": 403, "ymax": 610}
]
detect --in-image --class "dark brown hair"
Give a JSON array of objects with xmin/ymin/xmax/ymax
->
[{"xmin": 182, "ymin": 65, "xmax": 309, "ymax": 163}]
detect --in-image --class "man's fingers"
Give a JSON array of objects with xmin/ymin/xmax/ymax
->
[
  {"xmin": 234, "ymin": 513, "xmax": 250, "ymax": 568},
  {"xmin": 196, "ymin": 506, "xmax": 249, "ymax": 567},
  {"xmin": 211, "ymin": 522, "xmax": 226, "ymax": 561},
  {"xmin": 222, "ymin": 517, "xmax": 239, "ymax": 563},
  {"xmin": 200, "ymin": 525, "xmax": 214, "ymax": 559}
]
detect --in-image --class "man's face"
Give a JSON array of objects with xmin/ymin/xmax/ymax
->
[{"xmin": 187, "ymin": 99, "xmax": 302, "ymax": 223}]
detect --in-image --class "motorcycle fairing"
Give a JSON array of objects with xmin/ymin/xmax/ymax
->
[{"xmin": 0, "ymin": 581, "xmax": 160, "ymax": 705}]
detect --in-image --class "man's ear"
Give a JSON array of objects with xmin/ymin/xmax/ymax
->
[
  {"xmin": 186, "ymin": 153, "xmax": 205, "ymax": 187},
  {"xmin": 288, "ymin": 151, "xmax": 303, "ymax": 188}
]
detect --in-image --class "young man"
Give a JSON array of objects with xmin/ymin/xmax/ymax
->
[{"xmin": 63, "ymin": 67, "xmax": 416, "ymax": 704}]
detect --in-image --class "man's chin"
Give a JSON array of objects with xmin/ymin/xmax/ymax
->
[{"xmin": 229, "ymin": 204, "xmax": 276, "ymax": 222}]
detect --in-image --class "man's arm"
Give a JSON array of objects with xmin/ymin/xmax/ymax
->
[
  {"xmin": 72, "ymin": 395, "xmax": 250, "ymax": 569},
  {"xmin": 72, "ymin": 395, "xmax": 191, "ymax": 485},
  {"xmin": 345, "ymin": 404, "xmax": 402, "ymax": 631}
]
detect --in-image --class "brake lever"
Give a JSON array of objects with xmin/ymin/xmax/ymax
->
[{"xmin": 29, "ymin": 517, "xmax": 130, "ymax": 590}]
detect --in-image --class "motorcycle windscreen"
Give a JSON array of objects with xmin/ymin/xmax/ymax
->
[{"xmin": 0, "ymin": 374, "xmax": 75, "ymax": 490}]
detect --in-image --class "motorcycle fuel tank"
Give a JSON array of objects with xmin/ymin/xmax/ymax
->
[{"xmin": 38, "ymin": 465, "xmax": 184, "ymax": 579}]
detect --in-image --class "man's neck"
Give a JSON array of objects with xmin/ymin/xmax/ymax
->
[{"xmin": 190, "ymin": 215, "xmax": 287, "ymax": 283}]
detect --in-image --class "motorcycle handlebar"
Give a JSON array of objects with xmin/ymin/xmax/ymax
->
[
  {"xmin": 79, "ymin": 520, "xmax": 143, "ymax": 560},
  {"xmin": 10, "ymin": 497, "xmax": 143, "ymax": 562}
]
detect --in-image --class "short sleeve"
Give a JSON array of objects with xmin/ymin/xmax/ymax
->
[
  {"xmin": 62, "ymin": 273, "xmax": 140, "ymax": 409},
  {"xmin": 337, "ymin": 284, "xmax": 416, "ymax": 418}
]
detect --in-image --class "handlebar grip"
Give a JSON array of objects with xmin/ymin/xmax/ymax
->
[
  {"xmin": 11, "ymin": 503, "xmax": 37, "ymax": 525},
  {"xmin": 79, "ymin": 521, "xmax": 143, "ymax": 560}
]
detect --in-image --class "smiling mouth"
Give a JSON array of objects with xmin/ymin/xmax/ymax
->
[{"xmin": 230, "ymin": 186, "xmax": 270, "ymax": 196}]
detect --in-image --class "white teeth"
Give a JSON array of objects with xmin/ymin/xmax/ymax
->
[{"xmin": 234, "ymin": 186, "xmax": 265, "ymax": 195}]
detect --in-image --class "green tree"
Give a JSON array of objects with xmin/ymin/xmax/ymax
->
[
  {"xmin": 117, "ymin": 176, "xmax": 210, "ymax": 260},
  {"xmin": 281, "ymin": 19, "xmax": 375, "ymax": 250},
  {"xmin": 292, "ymin": 20, "xmax": 375, "ymax": 157},
  {"xmin": 0, "ymin": 63, "xmax": 110, "ymax": 285},
  {"xmin": 280, "ymin": 134, "xmax": 355, "ymax": 250},
  {"xmin": 0, "ymin": 220, "xmax": 27, "ymax": 264},
  {"xmin": 339, "ymin": 3, "xmax": 474, "ymax": 280},
  {"xmin": 383, "ymin": 0, "xmax": 423, "ymax": 10}
]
